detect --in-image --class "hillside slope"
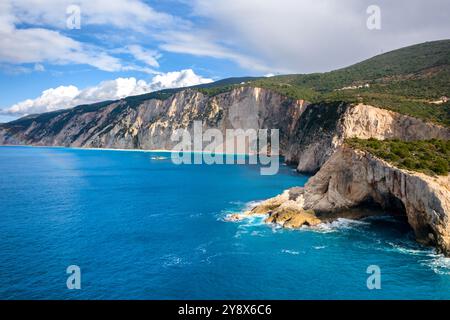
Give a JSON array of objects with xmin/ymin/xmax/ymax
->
[{"xmin": 201, "ymin": 40, "xmax": 450, "ymax": 126}]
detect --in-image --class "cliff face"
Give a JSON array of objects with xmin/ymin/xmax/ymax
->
[
  {"xmin": 248, "ymin": 147, "xmax": 450, "ymax": 255},
  {"xmin": 284, "ymin": 103, "xmax": 450, "ymax": 172},
  {"xmin": 1, "ymin": 88, "xmax": 449, "ymax": 174},
  {"xmin": 2, "ymin": 86, "xmax": 450, "ymax": 253},
  {"xmin": 0, "ymin": 87, "xmax": 303, "ymax": 152},
  {"xmin": 341, "ymin": 104, "xmax": 450, "ymax": 141}
]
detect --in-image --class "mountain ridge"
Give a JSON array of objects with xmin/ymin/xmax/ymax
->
[{"xmin": 2, "ymin": 39, "xmax": 449, "ymax": 127}]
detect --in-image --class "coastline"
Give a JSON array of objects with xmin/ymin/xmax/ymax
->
[
  {"xmin": 0, "ymin": 144, "xmax": 277, "ymax": 157},
  {"xmin": 0, "ymin": 144, "xmax": 175, "ymax": 153}
]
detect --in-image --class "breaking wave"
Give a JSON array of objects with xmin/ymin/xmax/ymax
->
[
  {"xmin": 307, "ymin": 218, "xmax": 371, "ymax": 233},
  {"xmin": 420, "ymin": 255, "xmax": 450, "ymax": 275}
]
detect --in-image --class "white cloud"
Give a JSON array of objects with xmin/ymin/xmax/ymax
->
[
  {"xmin": 0, "ymin": 0, "xmax": 180, "ymax": 72},
  {"xmin": 9, "ymin": 0, "xmax": 179, "ymax": 32},
  {"xmin": 159, "ymin": 31, "xmax": 271, "ymax": 72},
  {"xmin": 2, "ymin": 0, "xmax": 449, "ymax": 77},
  {"xmin": 149, "ymin": 69, "xmax": 213, "ymax": 91},
  {"xmin": 0, "ymin": 63, "xmax": 45, "ymax": 75},
  {"xmin": 165, "ymin": 0, "xmax": 450, "ymax": 73},
  {"xmin": 5, "ymin": 85, "xmax": 80, "ymax": 115},
  {"xmin": 0, "ymin": 1, "xmax": 124, "ymax": 72},
  {"xmin": 2, "ymin": 69, "xmax": 213, "ymax": 116},
  {"xmin": 126, "ymin": 45, "xmax": 161, "ymax": 68},
  {"xmin": 0, "ymin": 26, "xmax": 124, "ymax": 72},
  {"xmin": 34, "ymin": 64, "xmax": 45, "ymax": 72}
]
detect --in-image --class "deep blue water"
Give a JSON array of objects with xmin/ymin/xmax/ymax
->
[{"xmin": 1, "ymin": 146, "xmax": 450, "ymax": 300}]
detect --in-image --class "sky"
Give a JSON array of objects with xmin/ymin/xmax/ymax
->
[{"xmin": 1, "ymin": 0, "xmax": 449, "ymax": 122}]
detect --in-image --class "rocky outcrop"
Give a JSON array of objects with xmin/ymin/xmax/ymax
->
[
  {"xmin": 226, "ymin": 189, "xmax": 322, "ymax": 227},
  {"xmin": 284, "ymin": 101, "xmax": 349, "ymax": 172},
  {"xmin": 249, "ymin": 147, "xmax": 450, "ymax": 255},
  {"xmin": 284, "ymin": 103, "xmax": 450, "ymax": 172},
  {"xmin": 341, "ymin": 104, "xmax": 450, "ymax": 141}
]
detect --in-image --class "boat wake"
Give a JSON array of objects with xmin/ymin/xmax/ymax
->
[{"xmin": 150, "ymin": 156, "xmax": 169, "ymax": 160}]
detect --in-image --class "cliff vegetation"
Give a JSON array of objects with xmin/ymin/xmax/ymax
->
[
  {"xmin": 198, "ymin": 40, "xmax": 450, "ymax": 126},
  {"xmin": 346, "ymin": 138, "xmax": 450, "ymax": 176}
]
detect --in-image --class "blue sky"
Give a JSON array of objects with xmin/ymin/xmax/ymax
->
[{"xmin": 1, "ymin": 0, "xmax": 449, "ymax": 122}]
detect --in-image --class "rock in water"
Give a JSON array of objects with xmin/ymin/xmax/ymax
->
[{"xmin": 248, "ymin": 146, "xmax": 450, "ymax": 255}]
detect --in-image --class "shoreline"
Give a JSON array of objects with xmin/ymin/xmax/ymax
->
[
  {"xmin": 0, "ymin": 144, "xmax": 284, "ymax": 157},
  {"xmin": 0, "ymin": 144, "xmax": 174, "ymax": 153}
]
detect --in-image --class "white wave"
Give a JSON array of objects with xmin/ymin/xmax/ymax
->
[
  {"xmin": 307, "ymin": 218, "xmax": 370, "ymax": 233},
  {"xmin": 161, "ymin": 254, "xmax": 190, "ymax": 267},
  {"xmin": 150, "ymin": 156, "xmax": 168, "ymax": 160},
  {"xmin": 220, "ymin": 200, "xmax": 266, "ymax": 223},
  {"xmin": 196, "ymin": 242, "xmax": 211, "ymax": 254},
  {"xmin": 420, "ymin": 255, "xmax": 450, "ymax": 275},
  {"xmin": 361, "ymin": 239, "xmax": 450, "ymax": 275},
  {"xmin": 222, "ymin": 200, "xmax": 263, "ymax": 215},
  {"xmin": 229, "ymin": 201, "xmax": 245, "ymax": 206},
  {"xmin": 197, "ymin": 247, "xmax": 207, "ymax": 254},
  {"xmin": 270, "ymin": 224, "xmax": 283, "ymax": 232},
  {"xmin": 313, "ymin": 246, "xmax": 326, "ymax": 250},
  {"xmin": 239, "ymin": 214, "xmax": 267, "ymax": 226},
  {"xmin": 242, "ymin": 200, "xmax": 264, "ymax": 211},
  {"xmin": 386, "ymin": 242, "xmax": 431, "ymax": 256}
]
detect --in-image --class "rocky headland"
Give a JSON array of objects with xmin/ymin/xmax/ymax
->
[{"xmin": 236, "ymin": 146, "xmax": 450, "ymax": 255}]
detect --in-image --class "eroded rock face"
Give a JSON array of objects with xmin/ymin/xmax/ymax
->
[
  {"xmin": 250, "ymin": 147, "xmax": 450, "ymax": 255},
  {"xmin": 0, "ymin": 88, "xmax": 305, "ymax": 153},
  {"xmin": 265, "ymin": 203, "xmax": 321, "ymax": 228},
  {"xmin": 341, "ymin": 104, "xmax": 450, "ymax": 141},
  {"xmin": 284, "ymin": 102, "xmax": 348, "ymax": 172},
  {"xmin": 284, "ymin": 103, "xmax": 450, "ymax": 172},
  {"xmin": 1, "ymin": 88, "xmax": 449, "ymax": 174}
]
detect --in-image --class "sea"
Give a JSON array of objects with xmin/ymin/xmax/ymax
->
[{"xmin": 1, "ymin": 146, "xmax": 450, "ymax": 299}]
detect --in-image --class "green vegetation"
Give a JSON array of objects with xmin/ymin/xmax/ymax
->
[
  {"xmin": 346, "ymin": 138, "xmax": 450, "ymax": 176},
  {"xmin": 197, "ymin": 40, "xmax": 450, "ymax": 126}
]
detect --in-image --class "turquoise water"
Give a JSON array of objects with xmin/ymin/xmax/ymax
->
[{"xmin": 0, "ymin": 146, "xmax": 450, "ymax": 300}]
